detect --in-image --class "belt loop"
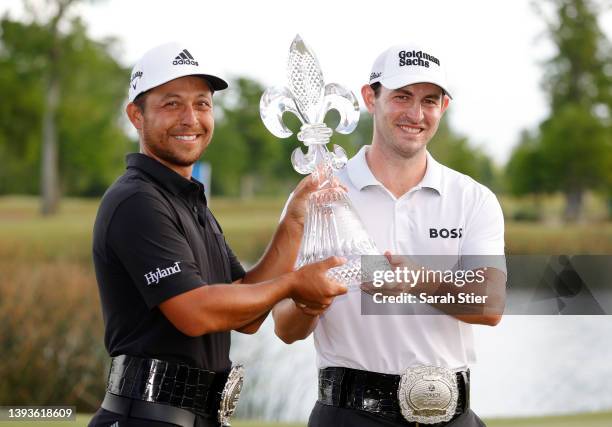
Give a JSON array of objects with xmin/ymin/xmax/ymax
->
[
  {"xmin": 338, "ymin": 367, "xmax": 348, "ymax": 407},
  {"xmin": 462, "ymin": 369, "xmax": 470, "ymax": 410}
]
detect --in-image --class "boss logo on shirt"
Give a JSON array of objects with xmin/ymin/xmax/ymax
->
[
  {"xmin": 144, "ymin": 262, "xmax": 182, "ymax": 286},
  {"xmin": 429, "ymin": 228, "xmax": 463, "ymax": 239}
]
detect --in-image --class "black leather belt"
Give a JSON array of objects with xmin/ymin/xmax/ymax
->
[
  {"xmin": 102, "ymin": 355, "xmax": 229, "ymax": 425},
  {"xmin": 317, "ymin": 367, "xmax": 470, "ymax": 426}
]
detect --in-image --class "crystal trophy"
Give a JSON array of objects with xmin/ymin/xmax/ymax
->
[{"xmin": 260, "ymin": 35, "xmax": 380, "ymax": 287}]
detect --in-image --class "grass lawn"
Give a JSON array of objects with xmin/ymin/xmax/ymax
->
[
  {"xmin": 1, "ymin": 195, "xmax": 611, "ymax": 265},
  {"xmin": 0, "ymin": 196, "xmax": 287, "ymax": 264},
  {"xmin": 485, "ymin": 411, "xmax": 612, "ymax": 427},
  {"xmin": 1, "ymin": 412, "xmax": 611, "ymax": 427}
]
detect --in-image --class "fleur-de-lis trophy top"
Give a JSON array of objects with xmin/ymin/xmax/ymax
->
[
  {"xmin": 260, "ymin": 35, "xmax": 360, "ymax": 187},
  {"xmin": 260, "ymin": 35, "xmax": 381, "ymax": 287}
]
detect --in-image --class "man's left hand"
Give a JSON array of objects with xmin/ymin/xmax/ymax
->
[
  {"xmin": 283, "ymin": 175, "xmax": 318, "ymax": 229},
  {"xmin": 283, "ymin": 176, "xmax": 348, "ymax": 229}
]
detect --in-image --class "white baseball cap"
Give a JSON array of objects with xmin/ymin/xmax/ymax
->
[
  {"xmin": 128, "ymin": 42, "xmax": 228, "ymax": 102},
  {"xmin": 369, "ymin": 43, "xmax": 452, "ymax": 99}
]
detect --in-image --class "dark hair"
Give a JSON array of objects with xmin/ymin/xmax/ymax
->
[
  {"xmin": 370, "ymin": 82, "xmax": 382, "ymax": 98},
  {"xmin": 133, "ymin": 91, "xmax": 149, "ymax": 112}
]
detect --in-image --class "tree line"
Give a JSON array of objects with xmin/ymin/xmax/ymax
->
[
  {"xmin": 506, "ymin": 0, "xmax": 612, "ymax": 221},
  {"xmin": 1, "ymin": 0, "xmax": 610, "ymax": 220}
]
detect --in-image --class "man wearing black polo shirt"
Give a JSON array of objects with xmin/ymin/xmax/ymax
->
[{"xmin": 88, "ymin": 42, "xmax": 347, "ymax": 427}]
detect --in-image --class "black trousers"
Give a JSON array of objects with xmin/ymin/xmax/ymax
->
[
  {"xmin": 88, "ymin": 408, "xmax": 218, "ymax": 427},
  {"xmin": 308, "ymin": 402, "xmax": 487, "ymax": 427}
]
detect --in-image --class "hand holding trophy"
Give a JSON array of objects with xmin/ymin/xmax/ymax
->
[{"xmin": 260, "ymin": 35, "xmax": 381, "ymax": 287}]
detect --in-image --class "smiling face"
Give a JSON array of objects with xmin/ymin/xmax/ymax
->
[
  {"xmin": 362, "ymin": 82, "xmax": 449, "ymax": 159},
  {"xmin": 126, "ymin": 75, "xmax": 214, "ymax": 177}
]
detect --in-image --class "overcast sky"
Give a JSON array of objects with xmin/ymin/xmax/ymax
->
[{"xmin": 4, "ymin": 0, "xmax": 612, "ymax": 164}]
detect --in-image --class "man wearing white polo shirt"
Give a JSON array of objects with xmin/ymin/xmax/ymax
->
[{"xmin": 273, "ymin": 43, "xmax": 506, "ymax": 426}]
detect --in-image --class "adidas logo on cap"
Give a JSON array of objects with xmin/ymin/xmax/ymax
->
[
  {"xmin": 173, "ymin": 49, "xmax": 198, "ymax": 66},
  {"xmin": 128, "ymin": 42, "xmax": 228, "ymax": 102}
]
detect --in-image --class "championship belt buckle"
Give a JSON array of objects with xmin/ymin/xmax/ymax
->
[
  {"xmin": 218, "ymin": 364, "xmax": 245, "ymax": 427},
  {"xmin": 398, "ymin": 366, "xmax": 458, "ymax": 424}
]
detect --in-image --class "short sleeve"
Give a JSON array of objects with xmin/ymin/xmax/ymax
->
[
  {"xmin": 107, "ymin": 192, "xmax": 205, "ymax": 308},
  {"xmin": 460, "ymin": 190, "xmax": 507, "ymax": 274}
]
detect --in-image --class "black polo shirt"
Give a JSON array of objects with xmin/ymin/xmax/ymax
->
[{"xmin": 93, "ymin": 153, "xmax": 245, "ymax": 372}]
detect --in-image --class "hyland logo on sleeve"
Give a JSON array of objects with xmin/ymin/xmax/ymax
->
[
  {"xmin": 144, "ymin": 262, "xmax": 182, "ymax": 286},
  {"xmin": 173, "ymin": 49, "xmax": 199, "ymax": 66},
  {"xmin": 398, "ymin": 50, "xmax": 440, "ymax": 68}
]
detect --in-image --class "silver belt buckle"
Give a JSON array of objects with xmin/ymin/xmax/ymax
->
[
  {"xmin": 218, "ymin": 364, "xmax": 245, "ymax": 427},
  {"xmin": 398, "ymin": 366, "xmax": 459, "ymax": 424}
]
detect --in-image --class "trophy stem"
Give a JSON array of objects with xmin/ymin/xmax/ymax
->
[
  {"xmin": 312, "ymin": 145, "xmax": 335, "ymax": 190},
  {"xmin": 297, "ymin": 124, "xmax": 335, "ymax": 189}
]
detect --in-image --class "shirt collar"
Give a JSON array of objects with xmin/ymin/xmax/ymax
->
[
  {"xmin": 347, "ymin": 145, "xmax": 442, "ymax": 195},
  {"xmin": 420, "ymin": 151, "xmax": 443, "ymax": 195},
  {"xmin": 347, "ymin": 145, "xmax": 382, "ymax": 190},
  {"xmin": 126, "ymin": 153, "xmax": 202, "ymax": 197}
]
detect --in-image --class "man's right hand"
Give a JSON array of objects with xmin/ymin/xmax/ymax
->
[{"xmin": 290, "ymin": 256, "xmax": 348, "ymax": 312}]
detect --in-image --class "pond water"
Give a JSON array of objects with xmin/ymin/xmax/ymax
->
[{"xmin": 230, "ymin": 315, "xmax": 612, "ymax": 421}]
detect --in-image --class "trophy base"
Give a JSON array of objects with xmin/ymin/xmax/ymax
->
[{"xmin": 327, "ymin": 255, "xmax": 362, "ymax": 288}]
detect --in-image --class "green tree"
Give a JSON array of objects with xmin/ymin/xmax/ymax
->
[
  {"xmin": 532, "ymin": 0, "xmax": 612, "ymax": 220},
  {"xmin": 39, "ymin": 0, "xmax": 77, "ymax": 215},
  {"xmin": 0, "ymin": 7, "xmax": 130, "ymax": 200},
  {"xmin": 429, "ymin": 117, "xmax": 498, "ymax": 190},
  {"xmin": 206, "ymin": 78, "xmax": 284, "ymax": 197},
  {"xmin": 506, "ymin": 130, "xmax": 549, "ymax": 196}
]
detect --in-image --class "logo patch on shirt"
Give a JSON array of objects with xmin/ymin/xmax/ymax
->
[
  {"xmin": 144, "ymin": 262, "xmax": 182, "ymax": 286},
  {"xmin": 429, "ymin": 228, "xmax": 463, "ymax": 239}
]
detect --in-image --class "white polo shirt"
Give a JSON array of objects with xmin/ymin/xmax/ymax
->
[{"xmin": 313, "ymin": 145, "xmax": 505, "ymax": 373}]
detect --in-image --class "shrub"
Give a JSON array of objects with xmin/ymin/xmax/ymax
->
[{"xmin": 0, "ymin": 260, "xmax": 107, "ymax": 410}]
